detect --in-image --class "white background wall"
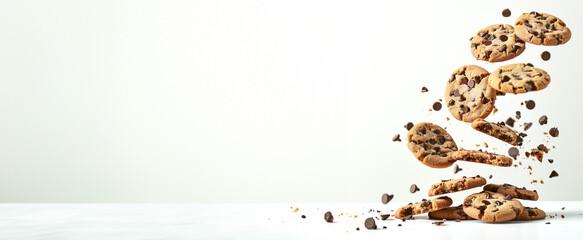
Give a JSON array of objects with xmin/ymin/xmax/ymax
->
[{"xmin": 0, "ymin": 0, "xmax": 581, "ymax": 203}]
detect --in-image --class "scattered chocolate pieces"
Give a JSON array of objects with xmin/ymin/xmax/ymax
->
[
  {"xmin": 380, "ymin": 214, "xmax": 390, "ymax": 220},
  {"xmin": 383, "ymin": 226, "xmax": 387, "ymax": 229},
  {"xmin": 410, "ymin": 184, "xmax": 420, "ymax": 193},
  {"xmin": 381, "ymin": 193, "xmax": 394, "ymax": 204},
  {"xmin": 539, "ymin": 115, "xmax": 548, "ymax": 125},
  {"xmin": 397, "ymin": 224, "xmax": 402, "ymax": 227},
  {"xmin": 421, "ymin": 87, "xmax": 428, "ymax": 93},
  {"xmin": 549, "ymin": 170, "xmax": 559, "ymax": 178},
  {"xmin": 516, "ymin": 111, "xmax": 521, "ymax": 120},
  {"xmin": 546, "ymin": 222, "xmax": 551, "ymax": 224},
  {"xmin": 301, "ymin": 215, "xmax": 306, "ymax": 219},
  {"xmin": 508, "ymin": 147, "xmax": 519, "ymax": 159},
  {"xmin": 364, "ymin": 217, "xmax": 377, "ymax": 230},
  {"xmin": 432, "ymin": 221, "xmax": 445, "ymax": 226},
  {"xmin": 506, "ymin": 117, "xmax": 515, "ymax": 128},
  {"xmin": 433, "ymin": 102, "xmax": 442, "ymax": 111},
  {"xmin": 502, "ymin": 8, "xmax": 511, "ymax": 17},
  {"xmin": 405, "ymin": 122, "xmax": 414, "ymax": 130},
  {"xmin": 453, "ymin": 164, "xmax": 463, "ymax": 174},
  {"xmin": 489, "ymin": 175, "xmax": 493, "ymax": 179},
  {"xmin": 548, "ymin": 159, "xmax": 554, "ymax": 163},
  {"xmin": 324, "ymin": 211, "xmax": 334, "ymax": 222},
  {"xmin": 356, "ymin": 227, "xmax": 360, "ymax": 231},
  {"xmin": 541, "ymin": 51, "xmax": 551, "ymax": 61},
  {"xmin": 524, "ymin": 122, "xmax": 533, "ymax": 131},
  {"xmin": 525, "ymin": 100, "xmax": 536, "ymax": 110},
  {"xmin": 549, "ymin": 127, "xmax": 559, "ymax": 137},
  {"xmin": 392, "ymin": 134, "xmax": 401, "ymax": 142}
]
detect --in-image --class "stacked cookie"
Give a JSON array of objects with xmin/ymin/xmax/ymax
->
[{"xmin": 399, "ymin": 11, "xmax": 569, "ymax": 223}]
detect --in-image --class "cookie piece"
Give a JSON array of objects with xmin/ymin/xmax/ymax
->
[
  {"xmin": 407, "ymin": 122, "xmax": 458, "ymax": 168},
  {"xmin": 514, "ymin": 207, "xmax": 546, "ymax": 221},
  {"xmin": 428, "ymin": 205, "xmax": 474, "ymax": 220},
  {"xmin": 428, "ymin": 176, "xmax": 487, "ymax": 196},
  {"xmin": 489, "ymin": 63, "xmax": 551, "ymax": 94},
  {"xmin": 393, "ymin": 197, "xmax": 453, "ymax": 219},
  {"xmin": 470, "ymin": 24, "xmax": 525, "ymax": 62},
  {"xmin": 471, "ymin": 118, "xmax": 523, "ymax": 146},
  {"xmin": 445, "ymin": 65, "xmax": 496, "ymax": 123},
  {"xmin": 452, "ymin": 150, "xmax": 513, "ymax": 167},
  {"xmin": 515, "ymin": 11, "xmax": 571, "ymax": 46},
  {"xmin": 483, "ymin": 183, "xmax": 539, "ymax": 201},
  {"xmin": 463, "ymin": 191, "xmax": 523, "ymax": 223}
]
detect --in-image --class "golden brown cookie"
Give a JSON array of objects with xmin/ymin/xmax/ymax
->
[
  {"xmin": 514, "ymin": 207, "xmax": 546, "ymax": 221},
  {"xmin": 393, "ymin": 197, "xmax": 453, "ymax": 219},
  {"xmin": 470, "ymin": 24, "xmax": 526, "ymax": 62},
  {"xmin": 407, "ymin": 122, "xmax": 458, "ymax": 168},
  {"xmin": 428, "ymin": 176, "xmax": 487, "ymax": 196},
  {"xmin": 514, "ymin": 11, "xmax": 571, "ymax": 46},
  {"xmin": 452, "ymin": 150, "xmax": 513, "ymax": 167},
  {"xmin": 445, "ymin": 65, "xmax": 496, "ymax": 123},
  {"xmin": 428, "ymin": 205, "xmax": 474, "ymax": 220},
  {"xmin": 488, "ymin": 63, "xmax": 551, "ymax": 94},
  {"xmin": 483, "ymin": 183, "xmax": 539, "ymax": 201},
  {"xmin": 471, "ymin": 118, "xmax": 523, "ymax": 146},
  {"xmin": 463, "ymin": 191, "xmax": 523, "ymax": 223}
]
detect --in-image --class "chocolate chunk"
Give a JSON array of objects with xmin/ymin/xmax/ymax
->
[
  {"xmin": 524, "ymin": 81, "xmax": 536, "ymax": 92},
  {"xmin": 501, "ymin": 75, "xmax": 511, "ymax": 83},
  {"xmin": 549, "ymin": 127, "xmax": 559, "ymax": 137},
  {"xmin": 324, "ymin": 211, "xmax": 334, "ymax": 222},
  {"xmin": 410, "ymin": 184, "xmax": 420, "ymax": 193},
  {"xmin": 546, "ymin": 222, "xmax": 550, "ymax": 224},
  {"xmin": 489, "ymin": 175, "xmax": 493, "ymax": 179},
  {"xmin": 549, "ymin": 170, "xmax": 559, "ymax": 178},
  {"xmin": 454, "ymin": 164, "xmax": 463, "ymax": 174},
  {"xmin": 541, "ymin": 51, "xmax": 551, "ymax": 61},
  {"xmin": 508, "ymin": 147, "xmax": 519, "ymax": 159},
  {"xmin": 484, "ymin": 40, "xmax": 492, "ymax": 46},
  {"xmin": 548, "ymin": 159, "xmax": 554, "ymax": 163},
  {"xmin": 505, "ymin": 118, "xmax": 515, "ymax": 128},
  {"xmin": 539, "ymin": 115, "xmax": 548, "ymax": 125},
  {"xmin": 499, "ymin": 35, "xmax": 508, "ymax": 42},
  {"xmin": 405, "ymin": 122, "xmax": 414, "ymax": 130},
  {"xmin": 383, "ymin": 226, "xmax": 387, "ymax": 229},
  {"xmin": 421, "ymin": 87, "xmax": 428, "ymax": 93},
  {"xmin": 468, "ymin": 80, "xmax": 475, "ymax": 89},
  {"xmin": 526, "ymin": 63, "xmax": 534, "ymax": 67},
  {"xmin": 356, "ymin": 227, "xmax": 360, "ymax": 231},
  {"xmin": 524, "ymin": 122, "xmax": 533, "ymax": 131},
  {"xmin": 454, "ymin": 89, "xmax": 460, "ymax": 97},
  {"xmin": 502, "ymin": 8, "xmax": 511, "ymax": 17},
  {"xmin": 381, "ymin": 193, "xmax": 394, "ymax": 204},
  {"xmin": 433, "ymin": 102, "xmax": 442, "ymax": 111},
  {"xmin": 497, "ymin": 45, "xmax": 507, "ymax": 52},
  {"xmin": 364, "ymin": 217, "xmax": 377, "ymax": 230},
  {"xmin": 525, "ymin": 100, "xmax": 535, "ymax": 110},
  {"xmin": 301, "ymin": 215, "xmax": 306, "ymax": 218},
  {"xmin": 380, "ymin": 214, "xmax": 390, "ymax": 220},
  {"xmin": 516, "ymin": 111, "xmax": 521, "ymax": 119},
  {"xmin": 392, "ymin": 134, "xmax": 401, "ymax": 142}
]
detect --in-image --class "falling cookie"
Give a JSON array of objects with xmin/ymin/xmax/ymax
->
[
  {"xmin": 393, "ymin": 197, "xmax": 453, "ymax": 219},
  {"xmin": 471, "ymin": 118, "xmax": 523, "ymax": 146},
  {"xmin": 483, "ymin": 183, "xmax": 539, "ymax": 201},
  {"xmin": 452, "ymin": 150, "xmax": 513, "ymax": 167},
  {"xmin": 470, "ymin": 24, "xmax": 525, "ymax": 62},
  {"xmin": 514, "ymin": 11, "xmax": 571, "ymax": 46},
  {"xmin": 428, "ymin": 176, "xmax": 487, "ymax": 196},
  {"xmin": 489, "ymin": 63, "xmax": 550, "ymax": 94},
  {"xmin": 445, "ymin": 65, "xmax": 496, "ymax": 123},
  {"xmin": 407, "ymin": 122, "xmax": 458, "ymax": 168},
  {"xmin": 463, "ymin": 191, "xmax": 523, "ymax": 223}
]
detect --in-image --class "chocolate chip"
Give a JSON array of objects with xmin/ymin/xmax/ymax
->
[
  {"xmin": 464, "ymin": 199, "xmax": 472, "ymax": 207},
  {"xmin": 541, "ymin": 51, "xmax": 551, "ymax": 61},
  {"xmin": 501, "ymin": 75, "xmax": 511, "ymax": 83},
  {"xmin": 454, "ymin": 89, "xmax": 460, "ymax": 97},
  {"xmin": 508, "ymin": 147, "xmax": 519, "ymax": 159},
  {"xmin": 539, "ymin": 115, "xmax": 548, "ymax": 125},
  {"xmin": 356, "ymin": 227, "xmax": 360, "ymax": 231},
  {"xmin": 454, "ymin": 164, "xmax": 463, "ymax": 174},
  {"xmin": 392, "ymin": 134, "xmax": 401, "ymax": 142},
  {"xmin": 364, "ymin": 217, "xmax": 377, "ymax": 230},
  {"xmin": 524, "ymin": 81, "xmax": 537, "ymax": 92},
  {"xmin": 516, "ymin": 111, "xmax": 521, "ymax": 119},
  {"xmin": 489, "ymin": 175, "xmax": 493, "ymax": 179},
  {"xmin": 549, "ymin": 170, "xmax": 559, "ymax": 178},
  {"xmin": 497, "ymin": 45, "xmax": 507, "ymax": 52},
  {"xmin": 433, "ymin": 102, "xmax": 442, "ymax": 111},
  {"xmin": 502, "ymin": 8, "xmax": 511, "ymax": 17},
  {"xmin": 419, "ymin": 127, "xmax": 426, "ymax": 134},
  {"xmin": 380, "ymin": 214, "xmax": 390, "ymax": 220},
  {"xmin": 505, "ymin": 118, "xmax": 515, "ymax": 128},
  {"xmin": 383, "ymin": 226, "xmax": 387, "ymax": 229},
  {"xmin": 548, "ymin": 159, "xmax": 554, "ymax": 163},
  {"xmin": 524, "ymin": 122, "xmax": 533, "ymax": 131},
  {"xmin": 421, "ymin": 87, "xmax": 428, "ymax": 93},
  {"xmin": 499, "ymin": 35, "xmax": 508, "ymax": 42},
  {"xmin": 301, "ymin": 215, "xmax": 306, "ymax": 218},
  {"xmin": 405, "ymin": 122, "xmax": 414, "ymax": 130},
  {"xmin": 525, "ymin": 100, "xmax": 535, "ymax": 110},
  {"xmin": 381, "ymin": 193, "xmax": 394, "ymax": 204},
  {"xmin": 468, "ymin": 80, "xmax": 475, "ymax": 89},
  {"xmin": 549, "ymin": 127, "xmax": 559, "ymax": 137},
  {"xmin": 410, "ymin": 184, "xmax": 420, "ymax": 193},
  {"xmin": 484, "ymin": 40, "xmax": 492, "ymax": 46},
  {"xmin": 324, "ymin": 211, "xmax": 334, "ymax": 222}
]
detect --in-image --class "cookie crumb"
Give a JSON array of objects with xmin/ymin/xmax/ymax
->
[
  {"xmin": 421, "ymin": 87, "xmax": 428, "ymax": 93},
  {"xmin": 293, "ymin": 208, "xmax": 299, "ymax": 212},
  {"xmin": 432, "ymin": 221, "xmax": 444, "ymax": 226}
]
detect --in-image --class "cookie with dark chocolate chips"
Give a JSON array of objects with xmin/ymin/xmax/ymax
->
[
  {"xmin": 445, "ymin": 65, "xmax": 496, "ymax": 123},
  {"xmin": 471, "ymin": 118, "xmax": 523, "ymax": 146},
  {"xmin": 428, "ymin": 176, "xmax": 487, "ymax": 196},
  {"xmin": 463, "ymin": 191, "xmax": 523, "ymax": 223},
  {"xmin": 483, "ymin": 183, "xmax": 539, "ymax": 201},
  {"xmin": 429, "ymin": 205, "xmax": 474, "ymax": 220},
  {"xmin": 514, "ymin": 207, "xmax": 546, "ymax": 221},
  {"xmin": 470, "ymin": 24, "xmax": 525, "ymax": 62},
  {"xmin": 407, "ymin": 122, "xmax": 458, "ymax": 168},
  {"xmin": 452, "ymin": 150, "xmax": 513, "ymax": 167},
  {"xmin": 393, "ymin": 197, "xmax": 453, "ymax": 219},
  {"xmin": 514, "ymin": 11, "xmax": 571, "ymax": 46},
  {"xmin": 489, "ymin": 63, "xmax": 550, "ymax": 94}
]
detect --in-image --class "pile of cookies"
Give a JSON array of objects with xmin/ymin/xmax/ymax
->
[{"xmin": 396, "ymin": 10, "xmax": 570, "ymax": 223}]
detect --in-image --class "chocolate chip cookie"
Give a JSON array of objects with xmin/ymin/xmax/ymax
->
[
  {"xmin": 445, "ymin": 65, "xmax": 496, "ymax": 123},
  {"xmin": 470, "ymin": 24, "xmax": 525, "ymax": 62},
  {"xmin": 483, "ymin": 183, "xmax": 539, "ymax": 201},
  {"xmin": 463, "ymin": 191, "xmax": 524, "ymax": 223},
  {"xmin": 452, "ymin": 150, "xmax": 513, "ymax": 167},
  {"xmin": 393, "ymin": 196, "xmax": 453, "ymax": 219},
  {"xmin": 489, "ymin": 63, "xmax": 551, "ymax": 94},
  {"xmin": 471, "ymin": 118, "xmax": 523, "ymax": 146},
  {"xmin": 407, "ymin": 122, "xmax": 458, "ymax": 168},
  {"xmin": 515, "ymin": 11, "xmax": 571, "ymax": 46},
  {"xmin": 428, "ymin": 176, "xmax": 487, "ymax": 196},
  {"xmin": 428, "ymin": 205, "xmax": 474, "ymax": 220},
  {"xmin": 514, "ymin": 207, "xmax": 546, "ymax": 221}
]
